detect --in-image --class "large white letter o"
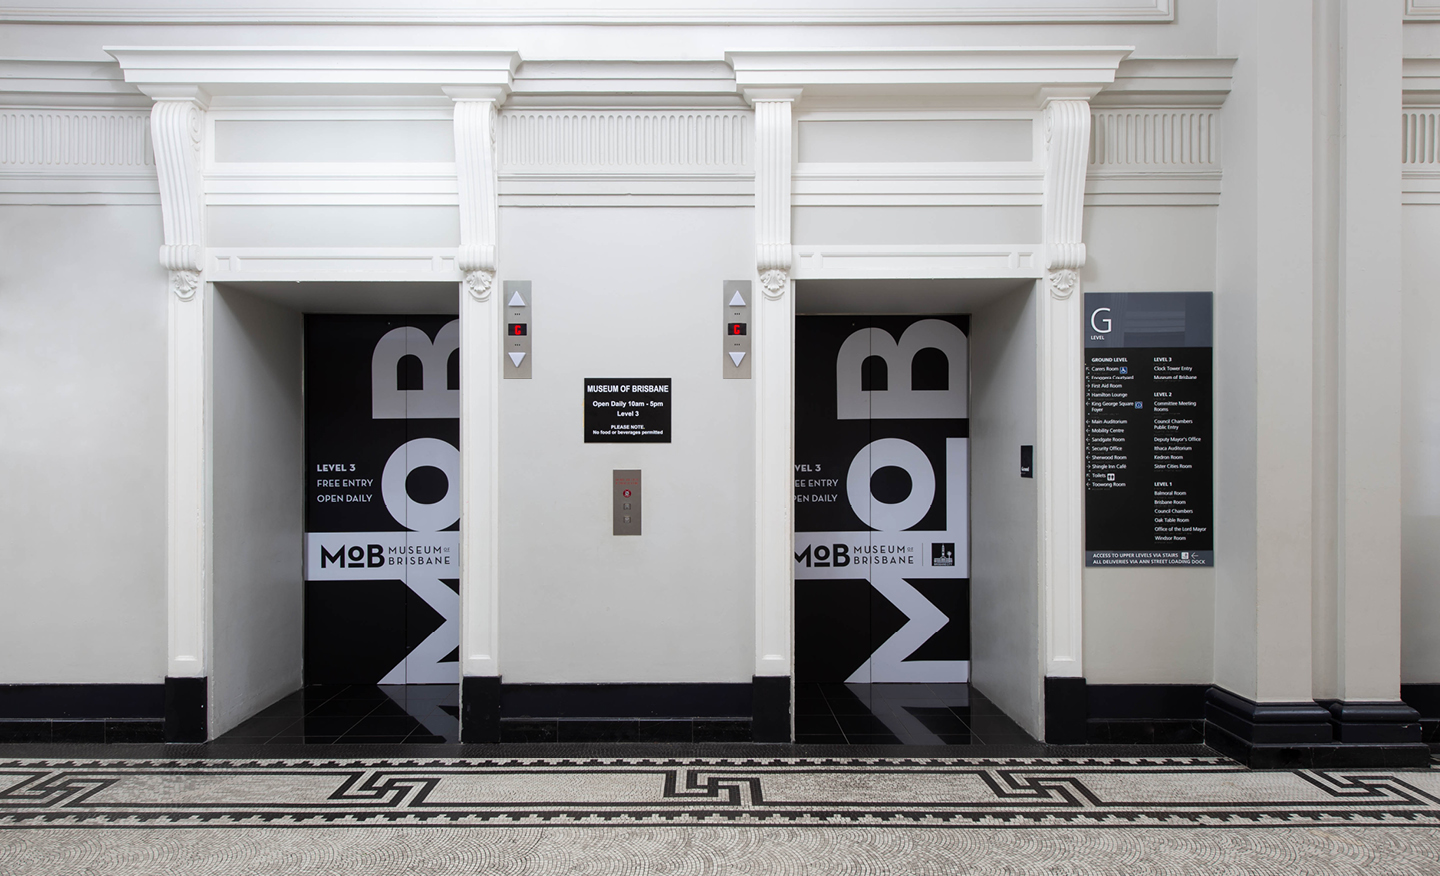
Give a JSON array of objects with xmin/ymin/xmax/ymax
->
[
  {"xmin": 846, "ymin": 438, "xmax": 936, "ymax": 532},
  {"xmin": 382, "ymin": 437, "xmax": 460, "ymax": 532}
]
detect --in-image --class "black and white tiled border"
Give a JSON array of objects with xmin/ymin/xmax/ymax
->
[{"xmin": 1, "ymin": 755, "xmax": 1436, "ymax": 828}]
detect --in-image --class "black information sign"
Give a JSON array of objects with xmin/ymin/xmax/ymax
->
[
  {"xmin": 1084, "ymin": 293, "xmax": 1213, "ymax": 567},
  {"xmin": 584, "ymin": 378, "xmax": 672, "ymax": 443}
]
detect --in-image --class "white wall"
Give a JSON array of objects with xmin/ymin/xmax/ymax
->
[
  {"xmin": 497, "ymin": 206, "xmax": 756, "ymax": 683},
  {"xmin": 208, "ymin": 285, "xmax": 304, "ymax": 735},
  {"xmin": 969, "ymin": 282, "xmax": 1041, "ymax": 737},
  {"xmin": 1402, "ymin": 205, "xmax": 1440, "ymax": 684},
  {"xmin": 1079, "ymin": 205, "xmax": 1217, "ymax": 684},
  {"xmin": 0, "ymin": 205, "xmax": 168, "ymax": 683}
]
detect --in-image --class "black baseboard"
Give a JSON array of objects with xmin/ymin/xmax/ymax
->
[
  {"xmin": 1086, "ymin": 683, "xmax": 1209, "ymax": 744},
  {"xmin": 0, "ymin": 683, "xmax": 164, "ymax": 720},
  {"xmin": 500, "ymin": 683, "xmax": 752, "ymax": 720},
  {"xmin": 1401, "ymin": 683, "xmax": 1440, "ymax": 718},
  {"xmin": 0, "ymin": 719, "xmax": 164, "ymax": 743},
  {"xmin": 1401, "ymin": 683, "xmax": 1440, "ymax": 748},
  {"xmin": 1043, "ymin": 677, "xmax": 1087, "ymax": 743},
  {"xmin": 751, "ymin": 676, "xmax": 791, "ymax": 742},
  {"xmin": 164, "ymin": 677, "xmax": 207, "ymax": 743},
  {"xmin": 1205, "ymin": 686, "xmax": 1429, "ymax": 768},
  {"xmin": 460, "ymin": 676, "xmax": 501, "ymax": 743},
  {"xmin": 1320, "ymin": 699, "xmax": 1423, "ymax": 744},
  {"xmin": 465, "ymin": 682, "xmax": 764, "ymax": 744}
]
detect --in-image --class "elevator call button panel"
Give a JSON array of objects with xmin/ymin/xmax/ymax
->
[
  {"xmin": 723, "ymin": 280, "xmax": 751, "ymax": 379},
  {"xmin": 613, "ymin": 469, "xmax": 641, "ymax": 536},
  {"xmin": 503, "ymin": 280, "xmax": 532, "ymax": 379}
]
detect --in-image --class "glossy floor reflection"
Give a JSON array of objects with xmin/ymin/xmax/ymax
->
[
  {"xmin": 796, "ymin": 683, "xmax": 1035, "ymax": 745},
  {"xmin": 214, "ymin": 684, "xmax": 458, "ymax": 744}
]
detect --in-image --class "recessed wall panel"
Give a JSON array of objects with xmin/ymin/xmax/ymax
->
[
  {"xmin": 798, "ymin": 119, "xmax": 1033, "ymax": 163},
  {"xmin": 207, "ymin": 205, "xmax": 460, "ymax": 248},
  {"xmin": 213, "ymin": 120, "xmax": 455, "ymax": 164},
  {"xmin": 792, "ymin": 205, "xmax": 1040, "ymax": 245}
]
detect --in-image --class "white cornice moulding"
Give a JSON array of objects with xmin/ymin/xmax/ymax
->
[
  {"xmin": 1092, "ymin": 56, "xmax": 1235, "ymax": 107},
  {"xmin": 727, "ymin": 47, "xmax": 1132, "ymax": 104},
  {"xmin": 0, "ymin": 59, "xmax": 149, "ymax": 108},
  {"xmin": 106, "ymin": 48, "xmax": 520, "ymax": 99},
  {"xmin": 0, "ymin": 2, "xmax": 1173, "ymax": 25},
  {"xmin": 1403, "ymin": 58, "xmax": 1440, "ymax": 106},
  {"xmin": 511, "ymin": 60, "xmax": 741, "ymax": 100}
]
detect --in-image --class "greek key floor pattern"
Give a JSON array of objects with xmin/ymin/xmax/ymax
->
[{"xmin": 2, "ymin": 755, "xmax": 1438, "ymax": 874}]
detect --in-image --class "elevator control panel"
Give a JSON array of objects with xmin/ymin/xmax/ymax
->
[
  {"xmin": 723, "ymin": 280, "xmax": 751, "ymax": 379},
  {"xmin": 503, "ymin": 280, "xmax": 532, "ymax": 379},
  {"xmin": 613, "ymin": 469, "xmax": 641, "ymax": 535}
]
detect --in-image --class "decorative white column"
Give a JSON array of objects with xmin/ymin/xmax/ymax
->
[
  {"xmin": 748, "ymin": 89, "xmax": 800, "ymax": 681},
  {"xmin": 447, "ymin": 88, "xmax": 504, "ymax": 685},
  {"xmin": 1038, "ymin": 98, "xmax": 1090, "ymax": 680},
  {"xmin": 152, "ymin": 90, "xmax": 209, "ymax": 684}
]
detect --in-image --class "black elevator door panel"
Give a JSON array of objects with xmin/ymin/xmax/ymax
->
[
  {"xmin": 303, "ymin": 315, "xmax": 461, "ymax": 686},
  {"xmin": 794, "ymin": 314, "xmax": 971, "ymax": 683}
]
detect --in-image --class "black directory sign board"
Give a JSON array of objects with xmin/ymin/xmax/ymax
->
[
  {"xmin": 1084, "ymin": 292, "xmax": 1213, "ymax": 567},
  {"xmin": 584, "ymin": 378, "xmax": 672, "ymax": 443}
]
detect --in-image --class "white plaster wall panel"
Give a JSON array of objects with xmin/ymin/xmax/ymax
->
[
  {"xmin": 969, "ymin": 283, "xmax": 1041, "ymax": 737},
  {"xmin": 213, "ymin": 119, "xmax": 454, "ymax": 163},
  {"xmin": 0, "ymin": 205, "xmax": 167, "ymax": 683},
  {"xmin": 791, "ymin": 205, "xmax": 1041, "ymax": 245},
  {"xmin": 1079, "ymin": 205, "xmax": 1216, "ymax": 288},
  {"xmin": 1405, "ymin": 19, "xmax": 1440, "ymax": 56},
  {"xmin": 497, "ymin": 206, "xmax": 755, "ymax": 684},
  {"xmin": 1401, "ymin": 204, "xmax": 1440, "ymax": 683},
  {"xmin": 206, "ymin": 205, "xmax": 460, "ymax": 248},
  {"xmin": 797, "ymin": 119, "xmax": 1033, "ymax": 163},
  {"xmin": 1078, "ymin": 204, "xmax": 1216, "ymax": 684},
  {"xmin": 208, "ymin": 285, "xmax": 303, "ymax": 736}
]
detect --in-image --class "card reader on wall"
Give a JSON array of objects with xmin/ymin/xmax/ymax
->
[{"xmin": 613, "ymin": 469, "xmax": 641, "ymax": 535}]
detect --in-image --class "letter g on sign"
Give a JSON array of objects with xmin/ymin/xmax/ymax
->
[{"xmin": 1091, "ymin": 307, "xmax": 1113, "ymax": 334}]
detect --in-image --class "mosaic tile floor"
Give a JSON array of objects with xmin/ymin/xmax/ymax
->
[{"xmin": 0, "ymin": 753, "xmax": 1437, "ymax": 874}]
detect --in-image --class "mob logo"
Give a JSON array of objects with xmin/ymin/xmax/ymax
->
[
  {"xmin": 321, "ymin": 544, "xmax": 385, "ymax": 568},
  {"xmin": 931, "ymin": 543, "xmax": 955, "ymax": 567},
  {"xmin": 795, "ymin": 543, "xmax": 851, "ymax": 568}
]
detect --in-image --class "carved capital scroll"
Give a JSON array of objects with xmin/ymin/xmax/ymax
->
[
  {"xmin": 1042, "ymin": 99, "xmax": 1091, "ymax": 298},
  {"xmin": 749, "ymin": 91, "xmax": 799, "ymax": 287},
  {"xmin": 151, "ymin": 96, "xmax": 207, "ymax": 297},
  {"xmin": 454, "ymin": 98, "xmax": 500, "ymax": 280}
]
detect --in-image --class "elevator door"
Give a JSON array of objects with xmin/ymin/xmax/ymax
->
[
  {"xmin": 794, "ymin": 315, "xmax": 970, "ymax": 683},
  {"xmin": 303, "ymin": 315, "xmax": 461, "ymax": 684}
]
